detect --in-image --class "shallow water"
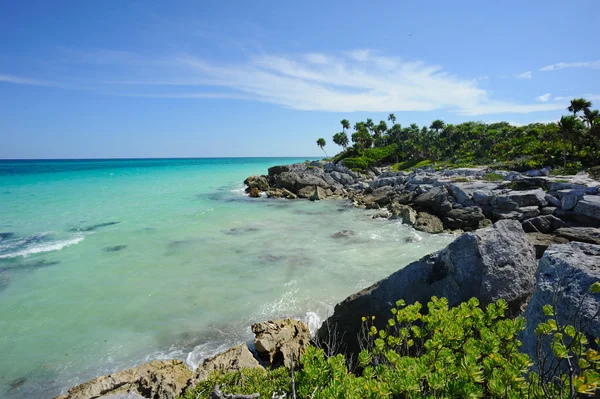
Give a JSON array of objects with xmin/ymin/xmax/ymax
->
[{"xmin": 0, "ymin": 158, "xmax": 453, "ymax": 398}]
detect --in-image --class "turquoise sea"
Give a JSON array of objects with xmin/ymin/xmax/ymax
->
[{"xmin": 0, "ymin": 158, "xmax": 453, "ymax": 399}]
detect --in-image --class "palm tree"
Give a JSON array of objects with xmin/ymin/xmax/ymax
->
[
  {"xmin": 443, "ymin": 124, "xmax": 456, "ymax": 156},
  {"xmin": 568, "ymin": 98, "xmax": 592, "ymax": 118},
  {"xmin": 430, "ymin": 119, "xmax": 446, "ymax": 134},
  {"xmin": 583, "ymin": 108, "xmax": 599, "ymax": 128},
  {"xmin": 340, "ymin": 119, "xmax": 350, "ymax": 134},
  {"xmin": 316, "ymin": 138, "xmax": 328, "ymax": 158},
  {"xmin": 388, "ymin": 113, "xmax": 396, "ymax": 124},
  {"xmin": 365, "ymin": 118, "xmax": 375, "ymax": 135},
  {"xmin": 333, "ymin": 132, "xmax": 349, "ymax": 150},
  {"xmin": 558, "ymin": 116, "xmax": 576, "ymax": 168}
]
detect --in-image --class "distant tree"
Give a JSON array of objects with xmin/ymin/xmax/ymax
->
[
  {"xmin": 443, "ymin": 124, "xmax": 456, "ymax": 156},
  {"xmin": 365, "ymin": 118, "xmax": 375, "ymax": 135},
  {"xmin": 316, "ymin": 138, "xmax": 328, "ymax": 158},
  {"xmin": 583, "ymin": 108, "xmax": 599, "ymax": 128},
  {"xmin": 430, "ymin": 119, "xmax": 446, "ymax": 134},
  {"xmin": 340, "ymin": 119, "xmax": 350, "ymax": 134},
  {"xmin": 388, "ymin": 113, "xmax": 396, "ymax": 125},
  {"xmin": 333, "ymin": 132, "xmax": 349, "ymax": 150},
  {"xmin": 558, "ymin": 116, "xmax": 577, "ymax": 167},
  {"xmin": 352, "ymin": 128, "xmax": 373, "ymax": 151},
  {"xmin": 568, "ymin": 98, "xmax": 592, "ymax": 118}
]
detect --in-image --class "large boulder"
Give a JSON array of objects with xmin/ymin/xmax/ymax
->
[
  {"xmin": 54, "ymin": 360, "xmax": 193, "ymax": 399},
  {"xmin": 274, "ymin": 172, "xmax": 329, "ymax": 194},
  {"xmin": 521, "ymin": 242, "xmax": 600, "ymax": 361},
  {"xmin": 267, "ymin": 165, "xmax": 290, "ymax": 177},
  {"xmin": 493, "ymin": 189, "xmax": 547, "ymax": 208},
  {"xmin": 317, "ymin": 220, "xmax": 537, "ymax": 355},
  {"xmin": 413, "ymin": 186, "xmax": 452, "ymax": 213},
  {"xmin": 252, "ymin": 319, "xmax": 311, "ymax": 368},
  {"xmin": 330, "ymin": 171, "xmax": 355, "ymax": 186},
  {"xmin": 194, "ymin": 343, "xmax": 263, "ymax": 383},
  {"xmin": 389, "ymin": 204, "xmax": 417, "ymax": 225},
  {"xmin": 521, "ymin": 215, "xmax": 566, "ymax": 234}
]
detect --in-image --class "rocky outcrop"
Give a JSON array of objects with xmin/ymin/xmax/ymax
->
[
  {"xmin": 251, "ymin": 319, "xmax": 311, "ymax": 368},
  {"xmin": 317, "ymin": 220, "xmax": 537, "ymax": 355},
  {"xmin": 554, "ymin": 227, "xmax": 600, "ymax": 245},
  {"xmin": 414, "ymin": 212, "xmax": 444, "ymax": 234},
  {"xmin": 244, "ymin": 176, "xmax": 270, "ymax": 192},
  {"xmin": 248, "ymin": 187, "xmax": 261, "ymax": 198},
  {"xmin": 193, "ymin": 343, "xmax": 263, "ymax": 383},
  {"xmin": 521, "ymin": 242, "xmax": 600, "ymax": 360},
  {"xmin": 54, "ymin": 360, "xmax": 193, "ymax": 399}
]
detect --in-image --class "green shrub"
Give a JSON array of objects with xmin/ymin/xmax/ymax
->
[
  {"xmin": 482, "ymin": 172, "xmax": 505, "ymax": 182},
  {"xmin": 391, "ymin": 159, "xmax": 432, "ymax": 171},
  {"xmin": 342, "ymin": 156, "xmax": 370, "ymax": 171}
]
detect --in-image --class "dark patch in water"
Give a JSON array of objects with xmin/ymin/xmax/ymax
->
[
  {"xmin": 103, "ymin": 245, "xmax": 127, "ymax": 253},
  {"xmin": 0, "ymin": 232, "xmax": 14, "ymax": 240},
  {"xmin": 293, "ymin": 209, "xmax": 326, "ymax": 216},
  {"xmin": 266, "ymin": 203, "xmax": 290, "ymax": 209},
  {"xmin": 225, "ymin": 227, "xmax": 259, "ymax": 236},
  {"xmin": 0, "ymin": 271, "xmax": 9, "ymax": 292},
  {"xmin": 68, "ymin": 221, "xmax": 120, "ymax": 232},
  {"xmin": 7, "ymin": 376, "xmax": 26, "ymax": 392},
  {"xmin": 0, "ymin": 259, "xmax": 60, "ymax": 273},
  {"xmin": 259, "ymin": 254, "xmax": 285, "ymax": 263},
  {"xmin": 404, "ymin": 236, "xmax": 420, "ymax": 243}
]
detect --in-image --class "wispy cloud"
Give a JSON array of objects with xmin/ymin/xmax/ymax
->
[
  {"xmin": 0, "ymin": 74, "xmax": 55, "ymax": 86},
  {"xmin": 540, "ymin": 60, "xmax": 600, "ymax": 71},
  {"xmin": 516, "ymin": 71, "xmax": 532, "ymax": 79},
  {"xmin": 2, "ymin": 49, "xmax": 569, "ymax": 115},
  {"xmin": 90, "ymin": 49, "xmax": 566, "ymax": 115},
  {"xmin": 536, "ymin": 93, "xmax": 551, "ymax": 102}
]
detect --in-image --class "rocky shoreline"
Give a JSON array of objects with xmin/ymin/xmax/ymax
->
[
  {"xmin": 53, "ymin": 160, "xmax": 600, "ymax": 399},
  {"xmin": 245, "ymin": 160, "xmax": 600, "ymax": 257}
]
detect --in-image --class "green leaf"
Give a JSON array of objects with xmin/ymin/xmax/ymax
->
[{"xmin": 590, "ymin": 282, "xmax": 600, "ymax": 294}]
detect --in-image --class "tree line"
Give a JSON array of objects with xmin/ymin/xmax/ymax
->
[{"xmin": 316, "ymin": 98, "xmax": 600, "ymax": 172}]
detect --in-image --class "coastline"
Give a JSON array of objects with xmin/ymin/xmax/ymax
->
[{"xmin": 51, "ymin": 158, "xmax": 600, "ymax": 399}]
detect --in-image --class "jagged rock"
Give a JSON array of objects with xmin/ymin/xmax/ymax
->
[
  {"xmin": 521, "ymin": 242, "xmax": 600, "ymax": 361},
  {"xmin": 549, "ymin": 182, "xmax": 586, "ymax": 192},
  {"xmin": 521, "ymin": 215, "xmax": 566, "ymax": 234},
  {"xmin": 194, "ymin": 344, "xmax": 263, "ymax": 383},
  {"xmin": 518, "ymin": 206, "xmax": 541, "ymax": 220},
  {"xmin": 413, "ymin": 186, "xmax": 452, "ymax": 213},
  {"xmin": 54, "ymin": 360, "xmax": 193, "ymax": 399},
  {"xmin": 561, "ymin": 194, "xmax": 579, "ymax": 210},
  {"xmin": 310, "ymin": 186, "xmax": 327, "ymax": 201},
  {"xmin": 248, "ymin": 187, "xmax": 261, "ymax": 198},
  {"xmin": 318, "ymin": 220, "xmax": 536, "ymax": 355},
  {"xmin": 389, "ymin": 204, "xmax": 417, "ymax": 225},
  {"xmin": 414, "ymin": 212, "xmax": 444, "ymax": 234},
  {"xmin": 442, "ymin": 207, "xmax": 486, "ymax": 231},
  {"xmin": 267, "ymin": 188, "xmax": 297, "ymax": 199},
  {"xmin": 492, "ymin": 209, "xmax": 522, "ymax": 220},
  {"xmin": 252, "ymin": 319, "xmax": 311, "ymax": 368},
  {"xmin": 545, "ymin": 194, "xmax": 561, "ymax": 207},
  {"xmin": 274, "ymin": 172, "xmax": 329, "ymax": 194},
  {"xmin": 370, "ymin": 176, "xmax": 400, "ymax": 189},
  {"xmin": 371, "ymin": 209, "xmax": 392, "ymax": 219},
  {"xmin": 472, "ymin": 190, "xmax": 493, "ymax": 205},
  {"xmin": 525, "ymin": 232, "xmax": 569, "ymax": 259},
  {"xmin": 539, "ymin": 207, "xmax": 555, "ymax": 215},
  {"xmin": 267, "ymin": 165, "xmax": 290, "ymax": 176},
  {"xmin": 555, "ymin": 227, "xmax": 600, "ymax": 245},
  {"xmin": 296, "ymin": 186, "xmax": 314, "ymax": 198},
  {"xmin": 573, "ymin": 195, "xmax": 600, "ymax": 221},
  {"xmin": 330, "ymin": 171, "xmax": 354, "ymax": 186},
  {"xmin": 362, "ymin": 186, "xmax": 394, "ymax": 208},
  {"xmin": 494, "ymin": 189, "xmax": 547, "ymax": 208},
  {"xmin": 244, "ymin": 175, "xmax": 270, "ymax": 192}
]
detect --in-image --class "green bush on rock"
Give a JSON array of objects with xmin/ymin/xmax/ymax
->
[{"xmin": 182, "ymin": 292, "xmax": 600, "ymax": 399}]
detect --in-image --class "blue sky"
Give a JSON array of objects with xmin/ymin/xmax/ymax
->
[{"xmin": 1, "ymin": 0, "xmax": 599, "ymax": 158}]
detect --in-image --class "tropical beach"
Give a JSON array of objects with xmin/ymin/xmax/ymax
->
[{"xmin": 2, "ymin": 1, "xmax": 600, "ymax": 398}]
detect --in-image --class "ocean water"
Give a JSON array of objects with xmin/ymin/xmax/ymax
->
[{"xmin": 0, "ymin": 158, "xmax": 453, "ymax": 399}]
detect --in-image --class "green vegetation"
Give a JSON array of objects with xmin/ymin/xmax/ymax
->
[
  {"xmin": 482, "ymin": 172, "xmax": 505, "ymax": 182},
  {"xmin": 328, "ymin": 99, "xmax": 600, "ymax": 172},
  {"xmin": 182, "ymin": 283, "xmax": 600, "ymax": 399}
]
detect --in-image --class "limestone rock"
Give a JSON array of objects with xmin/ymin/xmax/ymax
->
[
  {"xmin": 248, "ymin": 187, "xmax": 261, "ymax": 198},
  {"xmin": 521, "ymin": 242, "xmax": 600, "ymax": 360},
  {"xmin": 413, "ymin": 186, "xmax": 452, "ymax": 212},
  {"xmin": 561, "ymin": 194, "xmax": 579, "ymax": 210},
  {"xmin": 317, "ymin": 220, "xmax": 537, "ymax": 355},
  {"xmin": 331, "ymin": 230, "xmax": 355, "ymax": 239},
  {"xmin": 573, "ymin": 195, "xmax": 600, "ymax": 221},
  {"xmin": 521, "ymin": 215, "xmax": 566, "ymax": 234},
  {"xmin": 555, "ymin": 227, "xmax": 600, "ymax": 245},
  {"xmin": 244, "ymin": 175, "xmax": 270, "ymax": 192},
  {"xmin": 389, "ymin": 204, "xmax": 417, "ymax": 225},
  {"xmin": 296, "ymin": 186, "xmax": 315, "ymax": 199},
  {"xmin": 251, "ymin": 319, "xmax": 311, "ymax": 368},
  {"xmin": 414, "ymin": 212, "xmax": 444, "ymax": 234},
  {"xmin": 54, "ymin": 360, "xmax": 192, "ymax": 399},
  {"xmin": 309, "ymin": 186, "xmax": 327, "ymax": 201},
  {"xmin": 494, "ymin": 189, "xmax": 547, "ymax": 208},
  {"xmin": 194, "ymin": 343, "xmax": 263, "ymax": 383},
  {"xmin": 442, "ymin": 206, "xmax": 485, "ymax": 231}
]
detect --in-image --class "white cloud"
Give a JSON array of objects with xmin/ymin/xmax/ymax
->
[
  {"xmin": 6, "ymin": 49, "xmax": 571, "ymax": 116},
  {"xmin": 536, "ymin": 93, "xmax": 552, "ymax": 102},
  {"xmin": 540, "ymin": 60, "xmax": 600, "ymax": 71},
  {"xmin": 516, "ymin": 71, "xmax": 532, "ymax": 79}
]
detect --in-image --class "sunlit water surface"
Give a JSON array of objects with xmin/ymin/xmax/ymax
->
[{"xmin": 0, "ymin": 158, "xmax": 453, "ymax": 398}]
